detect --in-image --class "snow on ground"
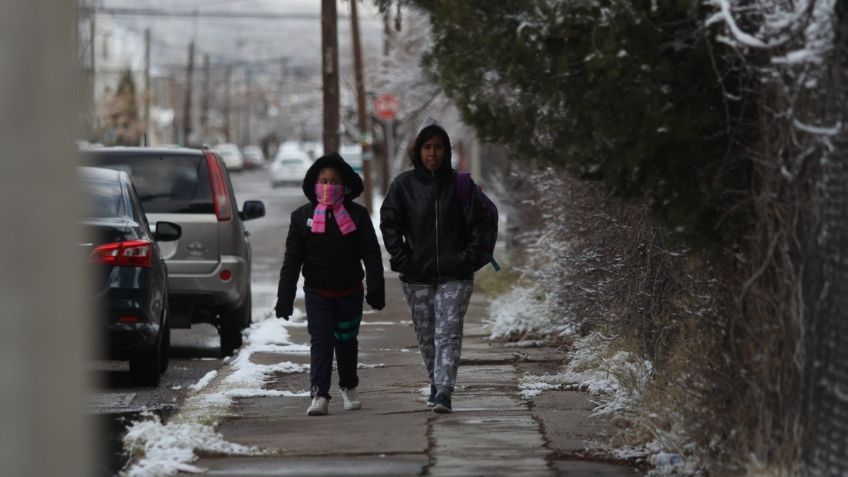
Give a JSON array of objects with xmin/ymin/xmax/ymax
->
[
  {"xmin": 513, "ymin": 329, "xmax": 691, "ymax": 474},
  {"xmin": 122, "ymin": 315, "xmax": 310, "ymax": 477},
  {"xmin": 517, "ymin": 332, "xmax": 651, "ymax": 416},
  {"xmin": 484, "ymin": 285, "xmax": 573, "ymax": 339}
]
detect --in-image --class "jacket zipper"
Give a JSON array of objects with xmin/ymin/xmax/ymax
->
[{"xmin": 433, "ymin": 172, "xmax": 441, "ymax": 281}]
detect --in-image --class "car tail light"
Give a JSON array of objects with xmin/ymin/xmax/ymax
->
[
  {"xmin": 118, "ymin": 315, "xmax": 142, "ymax": 324},
  {"xmin": 219, "ymin": 270, "xmax": 232, "ymax": 281},
  {"xmin": 89, "ymin": 240, "xmax": 153, "ymax": 268},
  {"xmin": 205, "ymin": 152, "xmax": 232, "ymax": 222}
]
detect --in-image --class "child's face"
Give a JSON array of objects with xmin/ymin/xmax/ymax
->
[{"xmin": 317, "ymin": 168, "xmax": 343, "ymax": 186}]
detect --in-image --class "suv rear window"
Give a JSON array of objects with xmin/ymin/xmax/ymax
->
[{"xmin": 91, "ymin": 154, "xmax": 214, "ymax": 214}]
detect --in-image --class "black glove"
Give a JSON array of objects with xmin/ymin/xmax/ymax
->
[
  {"xmin": 275, "ymin": 301, "xmax": 292, "ymax": 320},
  {"xmin": 366, "ymin": 292, "xmax": 385, "ymax": 311}
]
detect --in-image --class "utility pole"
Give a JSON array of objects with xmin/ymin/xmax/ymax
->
[
  {"xmin": 278, "ymin": 57, "xmax": 288, "ymax": 93},
  {"xmin": 242, "ymin": 67, "xmax": 253, "ymax": 147},
  {"xmin": 143, "ymin": 28, "xmax": 151, "ymax": 145},
  {"xmin": 89, "ymin": 11, "xmax": 97, "ymax": 135},
  {"xmin": 224, "ymin": 64, "xmax": 232, "ymax": 142},
  {"xmin": 383, "ymin": 8, "xmax": 391, "ymax": 56},
  {"xmin": 182, "ymin": 40, "xmax": 195, "ymax": 146},
  {"xmin": 2, "ymin": 0, "xmax": 91, "ymax": 475},
  {"xmin": 321, "ymin": 0, "xmax": 340, "ymax": 153},
  {"xmin": 380, "ymin": 9, "xmax": 393, "ymax": 192},
  {"xmin": 200, "ymin": 54, "xmax": 210, "ymax": 143},
  {"xmin": 350, "ymin": 0, "xmax": 372, "ymax": 211}
]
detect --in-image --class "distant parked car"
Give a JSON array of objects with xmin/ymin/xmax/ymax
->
[
  {"xmin": 242, "ymin": 145, "xmax": 265, "ymax": 170},
  {"xmin": 215, "ymin": 143, "xmax": 245, "ymax": 171},
  {"xmin": 87, "ymin": 147, "xmax": 265, "ymax": 356},
  {"xmin": 340, "ymin": 144, "xmax": 364, "ymax": 176},
  {"xmin": 271, "ymin": 146, "xmax": 312, "ymax": 188},
  {"xmin": 80, "ymin": 166, "xmax": 182, "ymax": 386},
  {"xmin": 301, "ymin": 141, "xmax": 323, "ymax": 161}
]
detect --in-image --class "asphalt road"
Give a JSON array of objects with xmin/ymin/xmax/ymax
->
[{"xmin": 91, "ymin": 166, "xmax": 305, "ymax": 475}]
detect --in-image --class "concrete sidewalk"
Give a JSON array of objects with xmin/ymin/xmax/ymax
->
[{"xmin": 192, "ymin": 274, "xmax": 642, "ymax": 476}]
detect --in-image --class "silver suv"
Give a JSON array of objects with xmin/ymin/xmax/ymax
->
[{"xmin": 87, "ymin": 147, "xmax": 264, "ymax": 356}]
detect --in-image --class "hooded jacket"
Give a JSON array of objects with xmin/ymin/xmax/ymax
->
[
  {"xmin": 380, "ymin": 123, "xmax": 492, "ymax": 284},
  {"xmin": 276, "ymin": 153, "xmax": 384, "ymax": 313}
]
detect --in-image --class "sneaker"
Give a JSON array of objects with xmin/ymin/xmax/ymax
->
[
  {"xmin": 306, "ymin": 396, "xmax": 329, "ymax": 416},
  {"xmin": 426, "ymin": 385, "xmax": 437, "ymax": 408},
  {"xmin": 340, "ymin": 388, "xmax": 361, "ymax": 410},
  {"xmin": 432, "ymin": 393, "xmax": 452, "ymax": 414}
]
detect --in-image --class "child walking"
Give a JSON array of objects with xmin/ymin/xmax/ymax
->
[{"xmin": 275, "ymin": 153, "xmax": 385, "ymax": 416}]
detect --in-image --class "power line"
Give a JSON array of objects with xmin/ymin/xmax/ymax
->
[{"xmin": 78, "ymin": 6, "xmax": 378, "ymax": 22}]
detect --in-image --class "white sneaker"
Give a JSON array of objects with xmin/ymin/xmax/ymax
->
[
  {"xmin": 306, "ymin": 396, "xmax": 329, "ymax": 416},
  {"xmin": 340, "ymin": 388, "xmax": 361, "ymax": 410}
]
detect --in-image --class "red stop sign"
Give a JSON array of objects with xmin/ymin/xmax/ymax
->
[{"xmin": 375, "ymin": 93, "xmax": 400, "ymax": 122}]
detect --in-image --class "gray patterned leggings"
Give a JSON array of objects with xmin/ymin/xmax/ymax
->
[{"xmin": 402, "ymin": 280, "xmax": 474, "ymax": 396}]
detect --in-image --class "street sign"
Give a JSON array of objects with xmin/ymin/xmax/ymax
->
[{"xmin": 375, "ymin": 93, "xmax": 399, "ymax": 122}]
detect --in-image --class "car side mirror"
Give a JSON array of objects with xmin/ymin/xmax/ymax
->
[
  {"xmin": 153, "ymin": 221, "xmax": 182, "ymax": 242},
  {"xmin": 240, "ymin": 200, "xmax": 265, "ymax": 221}
]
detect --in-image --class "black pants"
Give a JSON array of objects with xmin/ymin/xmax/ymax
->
[{"xmin": 305, "ymin": 288, "xmax": 363, "ymax": 399}]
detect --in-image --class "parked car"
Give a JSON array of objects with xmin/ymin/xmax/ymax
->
[
  {"xmin": 215, "ymin": 143, "xmax": 245, "ymax": 172},
  {"xmin": 339, "ymin": 144, "xmax": 364, "ymax": 176},
  {"xmin": 301, "ymin": 141, "xmax": 323, "ymax": 161},
  {"xmin": 270, "ymin": 146, "xmax": 312, "ymax": 188},
  {"xmin": 242, "ymin": 145, "xmax": 265, "ymax": 170},
  {"xmin": 80, "ymin": 166, "xmax": 182, "ymax": 386},
  {"xmin": 86, "ymin": 147, "xmax": 265, "ymax": 356}
]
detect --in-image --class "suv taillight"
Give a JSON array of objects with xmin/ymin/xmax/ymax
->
[
  {"xmin": 89, "ymin": 240, "xmax": 153, "ymax": 268},
  {"xmin": 205, "ymin": 152, "xmax": 232, "ymax": 222}
]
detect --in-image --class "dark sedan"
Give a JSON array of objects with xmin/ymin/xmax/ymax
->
[{"xmin": 80, "ymin": 167, "xmax": 181, "ymax": 386}]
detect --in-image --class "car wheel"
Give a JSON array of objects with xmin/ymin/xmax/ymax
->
[
  {"xmin": 160, "ymin": 317, "xmax": 171, "ymax": 373},
  {"xmin": 129, "ymin": 333, "xmax": 162, "ymax": 387},
  {"xmin": 220, "ymin": 292, "xmax": 250, "ymax": 357}
]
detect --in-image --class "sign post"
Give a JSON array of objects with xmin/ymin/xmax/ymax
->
[{"xmin": 375, "ymin": 93, "xmax": 399, "ymax": 192}]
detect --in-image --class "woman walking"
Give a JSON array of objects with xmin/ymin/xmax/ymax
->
[
  {"xmin": 380, "ymin": 119, "xmax": 493, "ymax": 413},
  {"xmin": 276, "ymin": 153, "xmax": 385, "ymax": 416}
]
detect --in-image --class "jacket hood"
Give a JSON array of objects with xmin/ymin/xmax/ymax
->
[
  {"xmin": 411, "ymin": 117, "xmax": 453, "ymax": 177},
  {"xmin": 302, "ymin": 152, "xmax": 364, "ymax": 202}
]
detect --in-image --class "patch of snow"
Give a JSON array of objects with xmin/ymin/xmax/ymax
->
[
  {"xmin": 357, "ymin": 363, "xmax": 385, "ymax": 369},
  {"xmin": 122, "ymin": 414, "xmax": 263, "ymax": 477},
  {"xmin": 122, "ymin": 313, "xmax": 308, "ymax": 476},
  {"xmin": 519, "ymin": 380, "xmax": 563, "ymax": 399},
  {"xmin": 484, "ymin": 285, "xmax": 573, "ymax": 339},
  {"xmin": 188, "ymin": 371, "xmax": 217, "ymax": 392}
]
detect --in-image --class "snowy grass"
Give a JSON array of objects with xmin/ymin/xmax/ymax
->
[
  {"xmin": 122, "ymin": 315, "xmax": 309, "ymax": 477},
  {"xmin": 519, "ymin": 333, "xmax": 652, "ymax": 416},
  {"xmin": 484, "ymin": 285, "xmax": 573, "ymax": 340}
]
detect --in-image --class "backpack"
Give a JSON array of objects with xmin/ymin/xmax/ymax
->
[{"xmin": 455, "ymin": 172, "xmax": 501, "ymax": 271}]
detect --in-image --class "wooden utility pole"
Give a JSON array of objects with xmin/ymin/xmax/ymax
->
[
  {"xmin": 143, "ymin": 28, "xmax": 151, "ymax": 145},
  {"xmin": 224, "ymin": 64, "xmax": 232, "ymax": 142},
  {"xmin": 242, "ymin": 67, "xmax": 253, "ymax": 147},
  {"xmin": 182, "ymin": 40, "xmax": 195, "ymax": 146},
  {"xmin": 350, "ymin": 0, "xmax": 373, "ymax": 211},
  {"xmin": 200, "ymin": 54, "xmax": 210, "ymax": 143},
  {"xmin": 2, "ymin": 0, "xmax": 91, "ymax": 475},
  {"xmin": 321, "ymin": 0, "xmax": 340, "ymax": 153},
  {"xmin": 89, "ymin": 12, "xmax": 97, "ymax": 134}
]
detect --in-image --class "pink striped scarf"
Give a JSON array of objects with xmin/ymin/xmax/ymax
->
[{"xmin": 312, "ymin": 184, "xmax": 357, "ymax": 235}]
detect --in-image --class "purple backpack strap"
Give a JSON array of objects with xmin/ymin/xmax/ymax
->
[{"xmin": 456, "ymin": 171, "xmax": 472, "ymax": 210}]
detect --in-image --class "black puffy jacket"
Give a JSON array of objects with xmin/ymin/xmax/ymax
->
[
  {"xmin": 380, "ymin": 125, "xmax": 492, "ymax": 284},
  {"xmin": 276, "ymin": 154, "xmax": 384, "ymax": 313}
]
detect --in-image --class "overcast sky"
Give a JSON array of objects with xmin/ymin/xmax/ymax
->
[{"xmin": 94, "ymin": 0, "xmax": 385, "ymax": 74}]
